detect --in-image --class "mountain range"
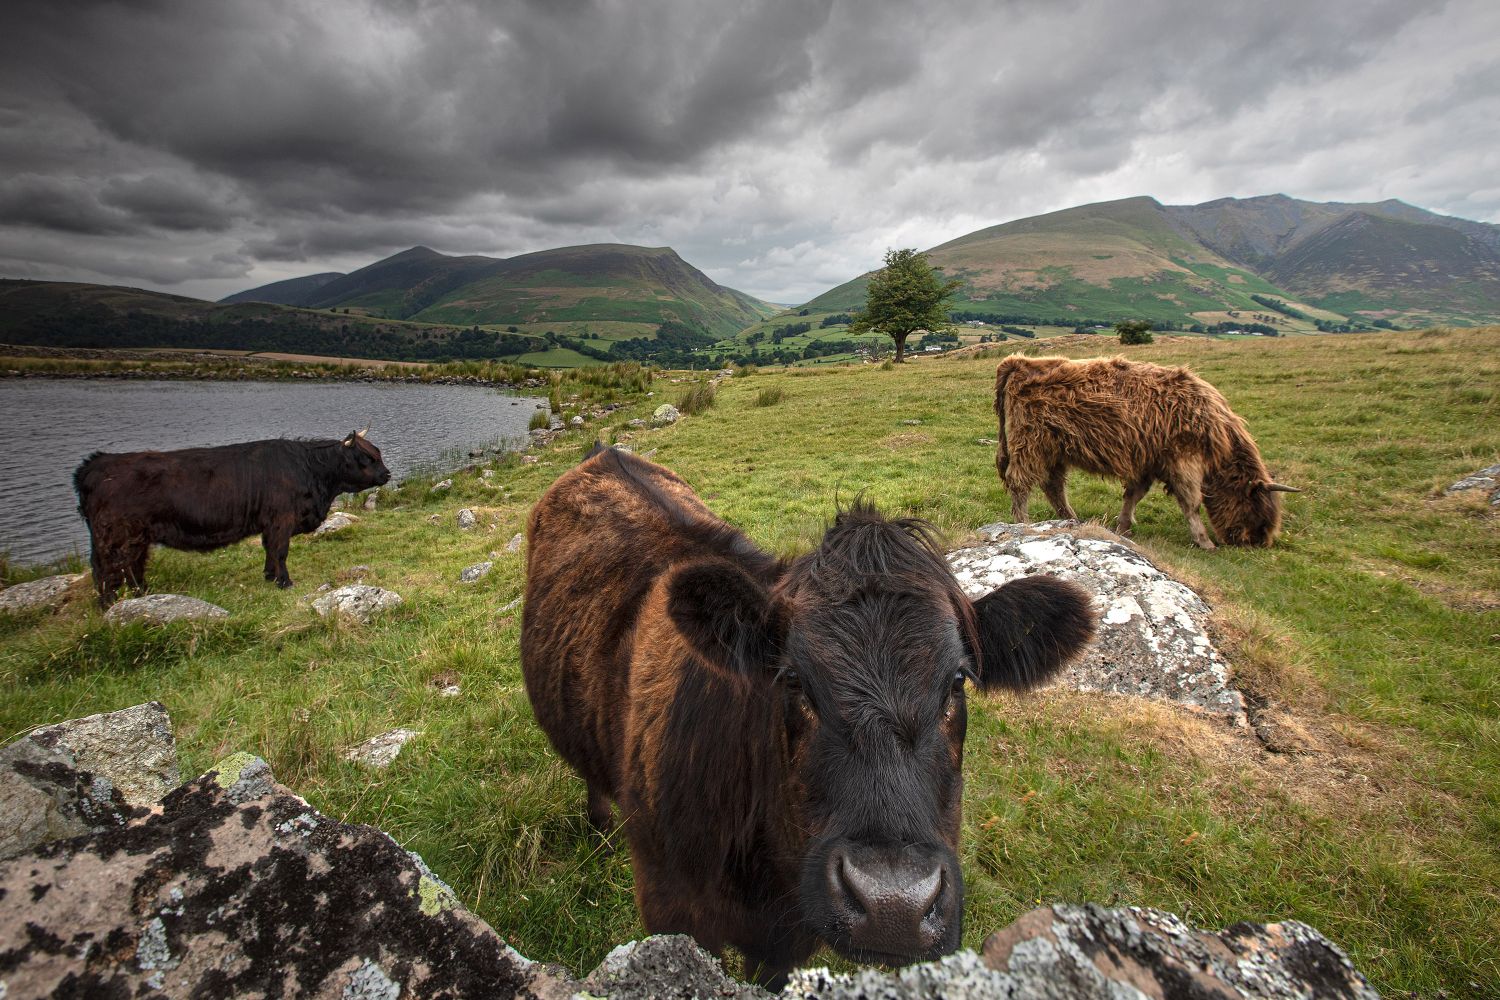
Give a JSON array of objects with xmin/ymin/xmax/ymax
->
[
  {"xmin": 803, "ymin": 194, "xmax": 1500, "ymax": 330},
  {"xmin": 223, "ymin": 243, "xmax": 772, "ymax": 340}
]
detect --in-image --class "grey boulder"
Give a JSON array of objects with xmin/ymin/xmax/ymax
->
[
  {"xmin": 0, "ymin": 573, "xmax": 84, "ymax": 615},
  {"xmin": 104, "ymin": 594, "xmax": 229, "ymax": 626},
  {"xmin": 311, "ymin": 585, "xmax": 402, "ymax": 623}
]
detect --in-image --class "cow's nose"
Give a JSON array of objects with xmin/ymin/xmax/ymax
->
[{"xmin": 825, "ymin": 844, "xmax": 956, "ymax": 960}]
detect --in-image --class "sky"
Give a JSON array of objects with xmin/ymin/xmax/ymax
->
[{"xmin": 1, "ymin": 0, "xmax": 1497, "ymax": 305}]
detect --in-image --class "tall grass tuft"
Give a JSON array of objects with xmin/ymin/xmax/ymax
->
[
  {"xmin": 527, "ymin": 409, "xmax": 550, "ymax": 431},
  {"xmin": 675, "ymin": 380, "xmax": 717, "ymax": 415},
  {"xmin": 754, "ymin": 386, "xmax": 785, "ymax": 407}
]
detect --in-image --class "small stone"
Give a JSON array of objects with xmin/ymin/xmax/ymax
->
[
  {"xmin": 457, "ymin": 508, "xmax": 478, "ymax": 530},
  {"xmin": 569, "ymin": 415, "xmax": 585, "ymax": 427},
  {"xmin": 311, "ymin": 585, "xmax": 402, "ymax": 624},
  {"xmin": 430, "ymin": 479, "xmax": 452, "ymax": 493},
  {"xmin": 460, "ymin": 561, "xmax": 493, "ymax": 583},
  {"xmin": 902, "ymin": 418, "xmax": 923, "ymax": 425},
  {"xmin": 362, "ymin": 490, "xmax": 379, "ymax": 511},
  {"xmin": 105, "ymin": 594, "xmax": 229, "ymax": 626},
  {"xmin": 342, "ymin": 729, "xmax": 420, "ymax": 769},
  {"xmin": 499, "ymin": 596, "xmax": 522, "ymax": 614},
  {"xmin": 480, "ymin": 469, "xmax": 495, "ymax": 479},
  {"xmin": 0, "ymin": 573, "xmax": 84, "ymax": 615},
  {"xmin": 439, "ymin": 685, "xmax": 461, "ymax": 698},
  {"xmin": 504, "ymin": 532, "xmax": 524, "ymax": 554},
  {"xmin": 315, "ymin": 511, "xmax": 359, "ymax": 535},
  {"xmin": 521, "ymin": 454, "xmax": 539, "ymax": 464},
  {"xmin": 650, "ymin": 403, "xmax": 680, "ymax": 426},
  {"xmin": 628, "ymin": 418, "xmax": 647, "ymax": 428}
]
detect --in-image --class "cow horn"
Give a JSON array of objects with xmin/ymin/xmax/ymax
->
[
  {"xmin": 357, "ymin": 428, "xmax": 368, "ymax": 438},
  {"xmin": 1265, "ymin": 482, "xmax": 1301, "ymax": 493}
]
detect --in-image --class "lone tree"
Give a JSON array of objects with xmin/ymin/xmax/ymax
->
[
  {"xmin": 849, "ymin": 248, "xmax": 961, "ymax": 364},
  {"xmin": 1115, "ymin": 319, "xmax": 1154, "ymax": 345}
]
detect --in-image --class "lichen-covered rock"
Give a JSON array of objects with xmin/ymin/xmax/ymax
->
[
  {"xmin": 978, "ymin": 904, "xmax": 1378, "ymax": 1000},
  {"xmin": 362, "ymin": 489, "xmax": 380, "ymax": 511},
  {"xmin": 0, "ymin": 738, "xmax": 134, "ymax": 861},
  {"xmin": 104, "ymin": 594, "xmax": 230, "ymax": 626},
  {"xmin": 0, "ymin": 573, "xmax": 84, "ymax": 615},
  {"xmin": 342, "ymin": 729, "xmax": 421, "ymax": 769},
  {"xmin": 311, "ymin": 585, "xmax": 402, "ymax": 623},
  {"xmin": 460, "ymin": 560, "xmax": 494, "ymax": 583},
  {"xmin": 27, "ymin": 701, "xmax": 179, "ymax": 806},
  {"xmin": 651, "ymin": 403, "xmax": 681, "ymax": 426},
  {"xmin": 314, "ymin": 511, "xmax": 359, "ymax": 535},
  {"xmin": 504, "ymin": 532, "xmax": 525, "ymax": 554},
  {"xmin": 580, "ymin": 935, "xmax": 766, "ymax": 1000},
  {"xmin": 431, "ymin": 478, "xmax": 453, "ymax": 492},
  {"xmin": 0, "ymin": 757, "xmax": 560, "ymax": 998},
  {"xmin": 457, "ymin": 507, "xmax": 478, "ymax": 530},
  {"xmin": 569, "ymin": 415, "xmax": 585, "ymax": 427},
  {"xmin": 949, "ymin": 522, "xmax": 1245, "ymax": 722},
  {"xmin": 1444, "ymin": 462, "xmax": 1500, "ymax": 506}
]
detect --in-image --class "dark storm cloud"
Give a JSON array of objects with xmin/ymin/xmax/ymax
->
[{"xmin": 0, "ymin": 0, "xmax": 1493, "ymax": 300}]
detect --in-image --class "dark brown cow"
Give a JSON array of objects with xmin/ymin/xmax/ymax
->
[
  {"xmin": 994, "ymin": 355, "xmax": 1300, "ymax": 549},
  {"xmin": 521, "ymin": 446, "xmax": 1094, "ymax": 988},
  {"xmin": 74, "ymin": 431, "xmax": 390, "ymax": 606}
]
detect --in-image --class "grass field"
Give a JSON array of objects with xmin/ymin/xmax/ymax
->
[{"xmin": 3, "ymin": 329, "xmax": 1498, "ymax": 995}]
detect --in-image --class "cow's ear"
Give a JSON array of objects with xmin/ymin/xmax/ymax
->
[
  {"xmin": 667, "ymin": 560, "xmax": 785, "ymax": 679},
  {"xmin": 969, "ymin": 575, "xmax": 1096, "ymax": 691}
]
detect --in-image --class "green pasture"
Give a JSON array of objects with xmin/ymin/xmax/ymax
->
[{"xmin": 2, "ymin": 329, "xmax": 1497, "ymax": 994}]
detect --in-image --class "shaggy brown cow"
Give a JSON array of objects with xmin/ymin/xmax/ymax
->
[
  {"xmin": 521, "ymin": 446, "xmax": 1095, "ymax": 988},
  {"xmin": 993, "ymin": 355, "xmax": 1299, "ymax": 549},
  {"xmin": 74, "ymin": 431, "xmax": 390, "ymax": 605}
]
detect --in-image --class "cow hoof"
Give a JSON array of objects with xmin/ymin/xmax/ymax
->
[{"xmin": 277, "ymin": 579, "xmax": 293, "ymax": 589}]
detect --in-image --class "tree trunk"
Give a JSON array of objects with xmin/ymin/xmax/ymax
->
[{"xmin": 893, "ymin": 332, "xmax": 909, "ymax": 363}]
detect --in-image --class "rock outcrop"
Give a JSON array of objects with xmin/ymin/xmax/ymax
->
[
  {"xmin": 311, "ymin": 584, "xmax": 402, "ymax": 623},
  {"xmin": 314, "ymin": 511, "xmax": 359, "ymax": 535},
  {"xmin": 104, "ymin": 594, "xmax": 230, "ymax": 626},
  {"xmin": 1444, "ymin": 462, "xmax": 1500, "ymax": 506},
  {"xmin": 459, "ymin": 560, "xmax": 493, "ymax": 583},
  {"xmin": 0, "ymin": 573, "xmax": 84, "ymax": 615},
  {"xmin": 949, "ymin": 522, "xmax": 1245, "ymax": 722},
  {"xmin": 0, "ymin": 704, "xmax": 1376, "ymax": 999}
]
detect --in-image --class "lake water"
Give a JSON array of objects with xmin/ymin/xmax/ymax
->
[{"xmin": 0, "ymin": 379, "xmax": 548, "ymax": 566}]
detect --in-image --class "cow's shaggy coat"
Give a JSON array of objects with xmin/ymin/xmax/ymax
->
[
  {"xmin": 993, "ymin": 355, "xmax": 1298, "ymax": 549},
  {"xmin": 521, "ymin": 446, "xmax": 1094, "ymax": 987},
  {"xmin": 74, "ymin": 432, "xmax": 389, "ymax": 605}
]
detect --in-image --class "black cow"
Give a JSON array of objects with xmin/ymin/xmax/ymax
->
[{"xmin": 74, "ymin": 431, "xmax": 390, "ymax": 606}]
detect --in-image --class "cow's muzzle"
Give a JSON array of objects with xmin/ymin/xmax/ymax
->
[{"xmin": 819, "ymin": 841, "xmax": 961, "ymax": 964}]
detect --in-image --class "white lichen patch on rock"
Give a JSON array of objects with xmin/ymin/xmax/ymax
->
[
  {"xmin": 949, "ymin": 521, "xmax": 1246, "ymax": 723},
  {"xmin": 342, "ymin": 729, "xmax": 420, "ymax": 769},
  {"xmin": 1444, "ymin": 462, "xmax": 1500, "ymax": 506}
]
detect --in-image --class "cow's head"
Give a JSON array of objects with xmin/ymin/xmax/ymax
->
[
  {"xmin": 1204, "ymin": 478, "xmax": 1299, "ymax": 547},
  {"xmin": 667, "ymin": 504, "xmax": 1095, "ymax": 965},
  {"xmin": 340, "ymin": 429, "xmax": 392, "ymax": 489}
]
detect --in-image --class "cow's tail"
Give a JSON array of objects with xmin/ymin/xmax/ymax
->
[
  {"xmin": 992, "ymin": 358, "xmax": 1019, "ymax": 480},
  {"xmin": 73, "ymin": 452, "xmax": 103, "ymax": 514}
]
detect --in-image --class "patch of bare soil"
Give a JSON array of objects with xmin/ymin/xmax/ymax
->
[{"xmin": 879, "ymin": 431, "xmax": 934, "ymax": 450}]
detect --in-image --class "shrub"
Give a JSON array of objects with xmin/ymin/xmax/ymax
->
[
  {"xmin": 1115, "ymin": 320, "xmax": 1154, "ymax": 345},
  {"xmin": 676, "ymin": 380, "xmax": 717, "ymax": 415},
  {"xmin": 881, "ymin": 359, "xmax": 895, "ymax": 371},
  {"xmin": 754, "ymin": 386, "xmax": 786, "ymax": 407}
]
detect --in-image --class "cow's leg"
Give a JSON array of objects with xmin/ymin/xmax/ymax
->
[
  {"xmin": 1042, "ymin": 464, "xmax": 1077, "ymax": 521},
  {"xmin": 586, "ymin": 784, "xmax": 615, "ymax": 834},
  {"xmin": 262, "ymin": 522, "xmax": 293, "ymax": 587},
  {"xmin": 1115, "ymin": 476, "xmax": 1152, "ymax": 536},
  {"xmin": 1165, "ymin": 468, "xmax": 1215, "ymax": 550},
  {"xmin": 123, "ymin": 540, "xmax": 150, "ymax": 595},
  {"xmin": 90, "ymin": 534, "xmax": 126, "ymax": 607}
]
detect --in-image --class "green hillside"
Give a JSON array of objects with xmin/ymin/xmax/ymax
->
[
  {"xmin": 228, "ymin": 244, "xmax": 775, "ymax": 342},
  {"xmin": 800, "ymin": 195, "xmax": 1500, "ymax": 332}
]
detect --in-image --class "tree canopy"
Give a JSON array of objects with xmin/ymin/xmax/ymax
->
[{"xmin": 849, "ymin": 248, "xmax": 961, "ymax": 363}]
